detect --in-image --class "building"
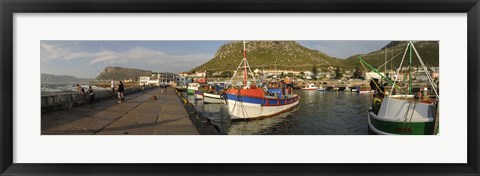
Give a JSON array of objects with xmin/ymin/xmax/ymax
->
[
  {"xmin": 365, "ymin": 72, "xmax": 385, "ymax": 80},
  {"xmin": 139, "ymin": 72, "xmax": 177, "ymax": 86}
]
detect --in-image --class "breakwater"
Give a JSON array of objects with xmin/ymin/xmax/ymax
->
[{"xmin": 41, "ymin": 86, "xmax": 154, "ymax": 114}]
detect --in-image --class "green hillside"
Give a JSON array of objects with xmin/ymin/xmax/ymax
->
[
  {"xmin": 342, "ymin": 41, "xmax": 439, "ymax": 70},
  {"xmin": 191, "ymin": 41, "xmax": 438, "ymax": 73},
  {"xmin": 191, "ymin": 41, "xmax": 342, "ymax": 72}
]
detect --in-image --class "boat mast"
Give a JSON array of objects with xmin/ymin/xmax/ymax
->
[
  {"xmin": 243, "ymin": 41, "xmax": 247, "ymax": 86},
  {"xmin": 408, "ymin": 41, "xmax": 413, "ymax": 94},
  {"xmin": 357, "ymin": 56, "xmax": 403, "ymax": 93},
  {"xmin": 384, "ymin": 46, "xmax": 387, "ymax": 91}
]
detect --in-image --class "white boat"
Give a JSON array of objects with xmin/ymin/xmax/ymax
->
[
  {"xmin": 368, "ymin": 97, "xmax": 437, "ymax": 135},
  {"xmin": 302, "ymin": 83, "xmax": 318, "ymax": 90},
  {"xmin": 358, "ymin": 41, "xmax": 439, "ymax": 135},
  {"xmin": 359, "ymin": 90, "xmax": 374, "ymax": 94},
  {"xmin": 187, "ymin": 83, "xmax": 200, "ymax": 95},
  {"xmin": 316, "ymin": 86, "xmax": 326, "ymax": 91},
  {"xmin": 203, "ymin": 92, "xmax": 225, "ymax": 104},
  {"xmin": 225, "ymin": 41, "xmax": 300, "ymax": 120}
]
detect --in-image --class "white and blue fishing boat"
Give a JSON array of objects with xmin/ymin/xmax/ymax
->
[{"xmin": 225, "ymin": 41, "xmax": 300, "ymax": 120}]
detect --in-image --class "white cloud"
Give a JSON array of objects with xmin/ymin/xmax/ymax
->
[{"xmin": 41, "ymin": 42, "xmax": 211, "ymax": 72}]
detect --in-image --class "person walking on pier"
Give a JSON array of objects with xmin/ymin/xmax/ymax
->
[
  {"xmin": 110, "ymin": 79, "xmax": 116, "ymax": 98},
  {"xmin": 87, "ymin": 86, "xmax": 95, "ymax": 104},
  {"xmin": 117, "ymin": 81, "xmax": 125, "ymax": 103}
]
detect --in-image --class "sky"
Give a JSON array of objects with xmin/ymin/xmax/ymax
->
[{"xmin": 41, "ymin": 40, "xmax": 390, "ymax": 78}]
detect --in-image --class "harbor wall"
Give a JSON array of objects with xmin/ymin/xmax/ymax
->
[{"xmin": 41, "ymin": 86, "xmax": 155, "ymax": 114}]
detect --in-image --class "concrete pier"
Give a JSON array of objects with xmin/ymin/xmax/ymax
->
[{"xmin": 41, "ymin": 87, "xmax": 219, "ymax": 135}]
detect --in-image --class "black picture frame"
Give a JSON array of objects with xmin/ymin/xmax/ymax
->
[{"xmin": 1, "ymin": 0, "xmax": 479, "ymax": 175}]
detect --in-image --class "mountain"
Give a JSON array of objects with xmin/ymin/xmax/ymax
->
[
  {"xmin": 342, "ymin": 41, "xmax": 439, "ymax": 70},
  {"xmin": 190, "ymin": 41, "xmax": 439, "ymax": 73},
  {"xmin": 41, "ymin": 74, "xmax": 93, "ymax": 84},
  {"xmin": 95, "ymin": 66, "xmax": 153, "ymax": 81},
  {"xmin": 191, "ymin": 41, "xmax": 342, "ymax": 72}
]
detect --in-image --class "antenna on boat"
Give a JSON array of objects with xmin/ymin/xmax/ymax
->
[
  {"xmin": 243, "ymin": 41, "xmax": 247, "ymax": 86},
  {"xmin": 225, "ymin": 41, "xmax": 257, "ymax": 88}
]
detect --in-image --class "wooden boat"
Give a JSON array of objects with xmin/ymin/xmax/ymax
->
[
  {"xmin": 225, "ymin": 41, "xmax": 300, "ymax": 120},
  {"xmin": 358, "ymin": 41, "xmax": 439, "ymax": 135}
]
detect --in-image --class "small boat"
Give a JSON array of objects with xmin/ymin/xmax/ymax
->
[
  {"xmin": 301, "ymin": 83, "xmax": 318, "ymax": 90},
  {"xmin": 225, "ymin": 41, "xmax": 300, "ymax": 120},
  {"xmin": 194, "ymin": 90, "xmax": 204, "ymax": 100},
  {"xmin": 203, "ymin": 92, "xmax": 225, "ymax": 104},
  {"xmin": 344, "ymin": 87, "xmax": 351, "ymax": 92},
  {"xmin": 357, "ymin": 86, "xmax": 373, "ymax": 94},
  {"xmin": 317, "ymin": 86, "xmax": 326, "ymax": 91},
  {"xmin": 174, "ymin": 84, "xmax": 188, "ymax": 92},
  {"xmin": 187, "ymin": 83, "xmax": 200, "ymax": 95}
]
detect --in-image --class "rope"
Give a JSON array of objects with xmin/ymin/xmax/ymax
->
[{"xmin": 405, "ymin": 101, "xmax": 417, "ymax": 134}]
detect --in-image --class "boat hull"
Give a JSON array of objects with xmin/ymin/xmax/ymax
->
[
  {"xmin": 368, "ymin": 111, "xmax": 436, "ymax": 135},
  {"xmin": 203, "ymin": 93, "xmax": 224, "ymax": 104},
  {"xmin": 194, "ymin": 90, "xmax": 204, "ymax": 100},
  {"xmin": 368, "ymin": 97, "xmax": 437, "ymax": 135},
  {"xmin": 226, "ymin": 93, "xmax": 300, "ymax": 120}
]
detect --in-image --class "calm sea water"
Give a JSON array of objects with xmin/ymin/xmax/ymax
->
[{"xmin": 186, "ymin": 90, "xmax": 373, "ymax": 135}]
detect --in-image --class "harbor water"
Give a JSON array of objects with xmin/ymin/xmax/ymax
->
[{"xmin": 185, "ymin": 90, "xmax": 373, "ymax": 135}]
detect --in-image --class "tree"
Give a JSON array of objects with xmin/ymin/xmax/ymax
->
[
  {"xmin": 206, "ymin": 70, "xmax": 213, "ymax": 78},
  {"xmin": 335, "ymin": 67, "xmax": 343, "ymax": 79},
  {"xmin": 353, "ymin": 66, "xmax": 363, "ymax": 79},
  {"xmin": 287, "ymin": 72, "xmax": 294, "ymax": 78},
  {"xmin": 220, "ymin": 71, "xmax": 233, "ymax": 78},
  {"xmin": 311, "ymin": 65, "xmax": 318, "ymax": 80}
]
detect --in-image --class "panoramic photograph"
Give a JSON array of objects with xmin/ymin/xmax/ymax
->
[{"xmin": 40, "ymin": 40, "xmax": 439, "ymax": 135}]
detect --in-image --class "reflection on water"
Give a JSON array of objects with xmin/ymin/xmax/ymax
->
[{"xmin": 185, "ymin": 90, "xmax": 372, "ymax": 135}]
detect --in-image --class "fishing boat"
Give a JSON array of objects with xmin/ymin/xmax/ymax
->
[
  {"xmin": 194, "ymin": 90, "xmax": 204, "ymax": 100},
  {"xmin": 358, "ymin": 41, "xmax": 439, "ymax": 135},
  {"xmin": 200, "ymin": 84, "xmax": 226, "ymax": 104},
  {"xmin": 225, "ymin": 41, "xmax": 300, "ymax": 120},
  {"xmin": 187, "ymin": 83, "xmax": 200, "ymax": 95},
  {"xmin": 302, "ymin": 83, "xmax": 318, "ymax": 90}
]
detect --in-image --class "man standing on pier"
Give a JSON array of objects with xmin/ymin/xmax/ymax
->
[{"xmin": 118, "ymin": 80, "xmax": 125, "ymax": 103}]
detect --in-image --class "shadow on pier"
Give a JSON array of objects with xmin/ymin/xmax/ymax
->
[{"xmin": 41, "ymin": 87, "xmax": 220, "ymax": 135}]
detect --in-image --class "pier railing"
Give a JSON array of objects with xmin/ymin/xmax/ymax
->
[{"xmin": 41, "ymin": 86, "xmax": 155, "ymax": 114}]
